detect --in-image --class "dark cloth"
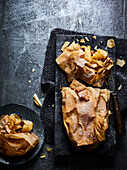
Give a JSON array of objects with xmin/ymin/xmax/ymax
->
[{"xmin": 40, "ymin": 28, "xmax": 127, "ymax": 146}]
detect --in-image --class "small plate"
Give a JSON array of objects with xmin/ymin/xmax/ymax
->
[{"xmin": 0, "ymin": 103, "xmax": 44, "ymax": 165}]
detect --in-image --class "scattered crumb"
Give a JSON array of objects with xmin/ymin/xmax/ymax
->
[
  {"xmin": 42, "ymin": 98, "xmax": 44, "ymax": 100},
  {"xmin": 61, "ymin": 41, "xmax": 70, "ymax": 51},
  {"xmin": 29, "ymin": 80, "xmax": 32, "ymax": 83},
  {"xmin": 32, "ymin": 68, "xmax": 35, "ymax": 72},
  {"xmin": 94, "ymin": 45, "xmax": 98, "ymax": 50},
  {"xmin": 118, "ymin": 84, "xmax": 122, "ymax": 91},
  {"xmin": 80, "ymin": 38, "xmax": 85, "ymax": 43},
  {"xmin": 34, "ymin": 100, "xmax": 39, "ymax": 106},
  {"xmin": 29, "ymin": 60, "xmax": 32, "ymax": 63},
  {"xmin": 52, "ymin": 104, "xmax": 54, "ymax": 108},
  {"xmin": 107, "ymin": 39, "xmax": 115, "ymax": 48},
  {"xmin": 45, "ymin": 146, "xmax": 52, "ymax": 152},
  {"xmin": 33, "ymin": 93, "xmax": 42, "ymax": 107},
  {"xmin": 76, "ymin": 39, "xmax": 79, "ymax": 42},
  {"xmin": 40, "ymin": 153, "xmax": 46, "ymax": 159},
  {"xmin": 85, "ymin": 37, "xmax": 89, "ymax": 42},
  {"xmin": 93, "ymin": 35, "xmax": 96, "ymax": 40},
  {"xmin": 105, "ymin": 47, "xmax": 108, "ymax": 51},
  {"xmin": 116, "ymin": 58, "xmax": 125, "ymax": 67},
  {"xmin": 108, "ymin": 110, "xmax": 112, "ymax": 115}
]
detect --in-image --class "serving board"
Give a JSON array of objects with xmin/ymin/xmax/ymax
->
[{"xmin": 54, "ymin": 34, "xmax": 116, "ymax": 156}]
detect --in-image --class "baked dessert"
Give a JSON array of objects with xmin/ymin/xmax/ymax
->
[
  {"xmin": 62, "ymin": 79, "xmax": 111, "ymax": 150},
  {"xmin": 0, "ymin": 114, "xmax": 39, "ymax": 156},
  {"xmin": 56, "ymin": 41, "xmax": 113, "ymax": 87}
]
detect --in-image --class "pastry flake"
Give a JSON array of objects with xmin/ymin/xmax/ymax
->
[
  {"xmin": 116, "ymin": 58, "xmax": 125, "ymax": 67},
  {"xmin": 56, "ymin": 42, "xmax": 113, "ymax": 87},
  {"xmin": 107, "ymin": 39, "xmax": 115, "ymax": 48}
]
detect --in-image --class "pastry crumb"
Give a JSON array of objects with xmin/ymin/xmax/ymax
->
[
  {"xmin": 107, "ymin": 39, "xmax": 115, "ymax": 48},
  {"xmin": 94, "ymin": 45, "xmax": 98, "ymax": 50},
  {"xmin": 80, "ymin": 38, "xmax": 85, "ymax": 43},
  {"xmin": 29, "ymin": 80, "xmax": 32, "ymax": 83},
  {"xmin": 108, "ymin": 110, "xmax": 112, "ymax": 115},
  {"xmin": 40, "ymin": 153, "xmax": 46, "ymax": 159},
  {"xmin": 33, "ymin": 93, "xmax": 42, "ymax": 107},
  {"xmin": 105, "ymin": 46, "xmax": 107, "ymax": 51},
  {"xmin": 85, "ymin": 37, "xmax": 89, "ymax": 42},
  {"xmin": 93, "ymin": 35, "xmax": 96, "ymax": 40},
  {"xmin": 32, "ymin": 68, "xmax": 35, "ymax": 72},
  {"xmin": 52, "ymin": 104, "xmax": 54, "ymax": 108},
  {"xmin": 116, "ymin": 58, "xmax": 125, "ymax": 67},
  {"xmin": 118, "ymin": 84, "xmax": 122, "ymax": 91},
  {"xmin": 45, "ymin": 146, "xmax": 52, "ymax": 152},
  {"xmin": 61, "ymin": 41, "xmax": 70, "ymax": 51}
]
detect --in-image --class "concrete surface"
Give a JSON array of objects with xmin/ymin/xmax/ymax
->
[{"xmin": 0, "ymin": 0, "xmax": 127, "ymax": 169}]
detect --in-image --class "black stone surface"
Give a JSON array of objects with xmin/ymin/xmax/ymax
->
[{"xmin": 0, "ymin": 0, "xmax": 127, "ymax": 169}]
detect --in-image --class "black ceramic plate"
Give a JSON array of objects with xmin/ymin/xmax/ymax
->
[{"xmin": 0, "ymin": 103, "xmax": 44, "ymax": 165}]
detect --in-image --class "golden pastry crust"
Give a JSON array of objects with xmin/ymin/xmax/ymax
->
[
  {"xmin": 62, "ymin": 80, "xmax": 111, "ymax": 150},
  {"xmin": 56, "ymin": 42, "xmax": 113, "ymax": 87},
  {"xmin": 0, "ymin": 114, "xmax": 39, "ymax": 156}
]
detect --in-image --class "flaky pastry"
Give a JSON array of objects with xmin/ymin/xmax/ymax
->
[
  {"xmin": 0, "ymin": 114, "xmax": 39, "ymax": 156},
  {"xmin": 62, "ymin": 80, "xmax": 111, "ymax": 150},
  {"xmin": 56, "ymin": 41, "xmax": 113, "ymax": 87}
]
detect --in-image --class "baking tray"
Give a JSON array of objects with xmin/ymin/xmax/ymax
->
[{"xmin": 54, "ymin": 34, "xmax": 116, "ymax": 156}]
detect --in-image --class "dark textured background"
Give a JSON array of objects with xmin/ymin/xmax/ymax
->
[{"xmin": 0, "ymin": 0, "xmax": 127, "ymax": 169}]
